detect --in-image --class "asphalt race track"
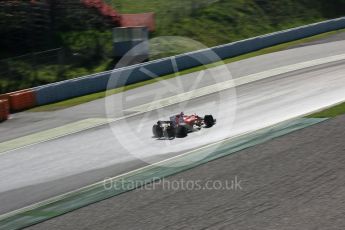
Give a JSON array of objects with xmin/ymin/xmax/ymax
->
[
  {"xmin": 1, "ymin": 38, "xmax": 345, "ymax": 219},
  {"xmin": 26, "ymin": 112, "xmax": 345, "ymax": 230}
]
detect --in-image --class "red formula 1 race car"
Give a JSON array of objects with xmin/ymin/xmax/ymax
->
[{"xmin": 152, "ymin": 112, "xmax": 216, "ymax": 139}]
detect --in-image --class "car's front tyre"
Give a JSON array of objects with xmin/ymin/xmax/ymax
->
[{"xmin": 204, "ymin": 115, "xmax": 215, "ymax": 127}]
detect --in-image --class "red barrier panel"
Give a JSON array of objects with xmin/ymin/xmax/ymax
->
[
  {"xmin": 0, "ymin": 94, "xmax": 9, "ymax": 102},
  {"xmin": 0, "ymin": 89, "xmax": 36, "ymax": 112},
  {"xmin": 8, "ymin": 90, "xmax": 36, "ymax": 112},
  {"xmin": 120, "ymin": 13, "xmax": 155, "ymax": 32},
  {"xmin": 0, "ymin": 99, "xmax": 9, "ymax": 122}
]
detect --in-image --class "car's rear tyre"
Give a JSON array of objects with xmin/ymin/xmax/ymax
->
[
  {"xmin": 153, "ymin": 124, "xmax": 163, "ymax": 138},
  {"xmin": 204, "ymin": 115, "xmax": 215, "ymax": 127},
  {"xmin": 175, "ymin": 126, "xmax": 188, "ymax": 138},
  {"xmin": 166, "ymin": 126, "xmax": 176, "ymax": 138}
]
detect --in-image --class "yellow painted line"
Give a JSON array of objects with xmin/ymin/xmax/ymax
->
[{"xmin": 0, "ymin": 118, "xmax": 115, "ymax": 155}]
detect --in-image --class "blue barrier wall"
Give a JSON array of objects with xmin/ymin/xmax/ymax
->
[{"xmin": 34, "ymin": 17, "xmax": 345, "ymax": 106}]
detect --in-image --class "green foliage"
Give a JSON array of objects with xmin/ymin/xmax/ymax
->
[
  {"xmin": 58, "ymin": 30, "xmax": 112, "ymax": 67},
  {"xmin": 152, "ymin": 0, "xmax": 324, "ymax": 47},
  {"xmin": 1, "ymin": 0, "xmax": 345, "ymax": 93}
]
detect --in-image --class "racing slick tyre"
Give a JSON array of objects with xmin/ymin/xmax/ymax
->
[
  {"xmin": 166, "ymin": 126, "xmax": 176, "ymax": 138},
  {"xmin": 204, "ymin": 115, "xmax": 215, "ymax": 127},
  {"xmin": 153, "ymin": 124, "xmax": 163, "ymax": 138},
  {"xmin": 175, "ymin": 126, "xmax": 188, "ymax": 138}
]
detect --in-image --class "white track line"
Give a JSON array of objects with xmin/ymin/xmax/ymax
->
[{"xmin": 126, "ymin": 53, "xmax": 345, "ymax": 112}]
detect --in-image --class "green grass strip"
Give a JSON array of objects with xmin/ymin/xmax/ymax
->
[{"xmin": 308, "ymin": 102, "xmax": 345, "ymax": 118}]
